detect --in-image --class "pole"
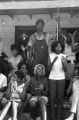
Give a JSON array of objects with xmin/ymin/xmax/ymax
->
[{"xmin": 56, "ymin": 7, "xmax": 60, "ymax": 41}]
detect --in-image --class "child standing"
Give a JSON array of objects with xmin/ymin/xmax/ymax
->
[{"xmin": 48, "ymin": 41, "xmax": 67, "ymax": 120}]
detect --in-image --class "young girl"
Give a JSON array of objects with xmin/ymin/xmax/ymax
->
[
  {"xmin": 0, "ymin": 71, "xmax": 26, "ymax": 120},
  {"xmin": 29, "ymin": 64, "xmax": 48, "ymax": 120},
  {"xmin": 18, "ymin": 61, "xmax": 31, "ymax": 102},
  {"xmin": 18, "ymin": 61, "xmax": 31, "ymax": 84},
  {"xmin": 29, "ymin": 64, "xmax": 48, "ymax": 102},
  {"xmin": 49, "ymin": 40, "xmax": 67, "ymax": 120}
]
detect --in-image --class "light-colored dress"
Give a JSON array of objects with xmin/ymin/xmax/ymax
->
[{"xmin": 10, "ymin": 80, "xmax": 25, "ymax": 102}]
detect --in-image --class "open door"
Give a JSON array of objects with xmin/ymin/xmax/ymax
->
[{"xmin": 15, "ymin": 26, "xmax": 36, "ymax": 48}]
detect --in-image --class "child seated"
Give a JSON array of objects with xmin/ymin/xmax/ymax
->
[
  {"xmin": 29, "ymin": 64, "xmax": 48, "ymax": 119},
  {"xmin": 18, "ymin": 61, "xmax": 31, "ymax": 85},
  {"xmin": 0, "ymin": 71, "xmax": 27, "ymax": 120},
  {"xmin": 18, "ymin": 61, "xmax": 31, "ymax": 104},
  {"xmin": 65, "ymin": 64, "xmax": 79, "ymax": 120}
]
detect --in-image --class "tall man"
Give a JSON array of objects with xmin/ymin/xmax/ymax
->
[{"xmin": 28, "ymin": 19, "xmax": 53, "ymax": 75}]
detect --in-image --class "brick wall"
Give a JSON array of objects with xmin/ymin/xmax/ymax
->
[{"xmin": 0, "ymin": 13, "xmax": 79, "ymax": 57}]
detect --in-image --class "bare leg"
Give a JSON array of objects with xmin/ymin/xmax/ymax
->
[
  {"xmin": 12, "ymin": 101, "xmax": 19, "ymax": 120},
  {"xmin": 77, "ymin": 99, "xmax": 79, "ymax": 120},
  {"xmin": 70, "ymin": 93, "xmax": 79, "ymax": 113},
  {"xmin": 65, "ymin": 93, "xmax": 79, "ymax": 120},
  {"xmin": 0, "ymin": 101, "xmax": 11, "ymax": 120}
]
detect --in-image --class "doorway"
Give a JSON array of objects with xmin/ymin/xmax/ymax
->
[{"xmin": 15, "ymin": 26, "xmax": 36, "ymax": 48}]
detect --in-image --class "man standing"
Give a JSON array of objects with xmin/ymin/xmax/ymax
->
[{"xmin": 28, "ymin": 19, "xmax": 52, "ymax": 75}]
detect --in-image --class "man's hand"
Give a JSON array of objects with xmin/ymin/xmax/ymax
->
[
  {"xmin": 61, "ymin": 56, "xmax": 66, "ymax": 64},
  {"xmin": 21, "ymin": 45, "xmax": 25, "ymax": 51},
  {"xmin": 35, "ymin": 84, "xmax": 43, "ymax": 91}
]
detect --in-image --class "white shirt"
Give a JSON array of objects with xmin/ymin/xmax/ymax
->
[
  {"xmin": 49, "ymin": 53, "xmax": 66, "ymax": 80},
  {"xmin": 11, "ymin": 81, "xmax": 25, "ymax": 101},
  {"xmin": 8, "ymin": 55, "xmax": 22, "ymax": 70},
  {"xmin": 0, "ymin": 73, "xmax": 7, "ymax": 88}
]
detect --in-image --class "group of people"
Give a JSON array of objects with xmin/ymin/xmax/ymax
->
[{"xmin": 0, "ymin": 18, "xmax": 79, "ymax": 120}]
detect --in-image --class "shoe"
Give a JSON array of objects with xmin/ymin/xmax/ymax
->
[{"xmin": 65, "ymin": 115, "xmax": 74, "ymax": 120}]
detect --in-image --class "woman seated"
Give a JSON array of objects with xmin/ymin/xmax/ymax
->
[
  {"xmin": 0, "ymin": 70, "xmax": 27, "ymax": 120},
  {"xmin": 65, "ymin": 63, "xmax": 79, "ymax": 120},
  {"xmin": 29, "ymin": 64, "xmax": 48, "ymax": 119}
]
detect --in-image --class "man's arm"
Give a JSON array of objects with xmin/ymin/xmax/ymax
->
[
  {"xmin": 42, "ymin": 78, "xmax": 48, "ymax": 96},
  {"xmin": 61, "ymin": 56, "xmax": 67, "ymax": 72},
  {"xmin": 29, "ymin": 46, "xmax": 33, "ymax": 63},
  {"xmin": 27, "ymin": 34, "xmax": 35, "ymax": 63},
  {"xmin": 68, "ymin": 32, "xmax": 77, "ymax": 52}
]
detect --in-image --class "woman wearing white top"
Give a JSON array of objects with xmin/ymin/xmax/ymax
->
[{"xmin": 49, "ymin": 40, "xmax": 67, "ymax": 120}]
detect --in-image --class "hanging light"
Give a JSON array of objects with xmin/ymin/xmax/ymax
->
[{"xmin": 20, "ymin": 33, "xmax": 28, "ymax": 41}]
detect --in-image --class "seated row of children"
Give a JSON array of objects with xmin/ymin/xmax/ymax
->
[
  {"xmin": 0, "ymin": 62, "xmax": 48, "ymax": 120},
  {"xmin": 0, "ymin": 42, "xmax": 79, "ymax": 120}
]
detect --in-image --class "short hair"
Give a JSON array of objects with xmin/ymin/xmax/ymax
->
[
  {"xmin": 18, "ymin": 61, "xmax": 27, "ymax": 70},
  {"xmin": 36, "ymin": 19, "xmax": 45, "ymax": 26},
  {"xmin": 51, "ymin": 40, "xmax": 65, "ymax": 53},
  {"xmin": 10, "ymin": 44, "xmax": 17, "ymax": 51},
  {"xmin": 15, "ymin": 71, "xmax": 24, "ymax": 80},
  {"xmin": 34, "ymin": 64, "xmax": 45, "ymax": 76}
]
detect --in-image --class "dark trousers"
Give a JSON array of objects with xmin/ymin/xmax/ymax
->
[{"xmin": 49, "ymin": 79, "xmax": 65, "ymax": 120}]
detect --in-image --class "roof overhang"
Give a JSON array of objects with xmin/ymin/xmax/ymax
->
[
  {"xmin": 0, "ymin": 0, "xmax": 79, "ymax": 16},
  {"xmin": 0, "ymin": 0, "xmax": 79, "ymax": 10}
]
